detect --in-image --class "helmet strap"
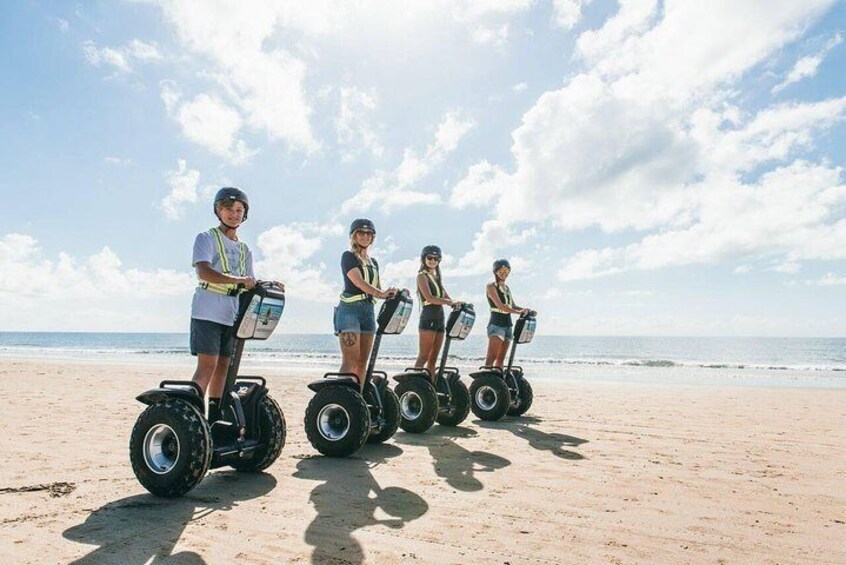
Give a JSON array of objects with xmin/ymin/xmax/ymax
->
[{"xmin": 218, "ymin": 220, "xmax": 238, "ymax": 238}]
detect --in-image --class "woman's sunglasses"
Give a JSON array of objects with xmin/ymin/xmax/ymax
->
[{"xmin": 425, "ymin": 255, "xmax": 441, "ymax": 262}]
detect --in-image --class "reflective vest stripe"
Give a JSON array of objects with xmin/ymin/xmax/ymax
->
[
  {"xmin": 198, "ymin": 228, "xmax": 246, "ymax": 296},
  {"xmin": 422, "ymin": 272, "xmax": 442, "ymax": 306},
  {"xmin": 490, "ymin": 284, "xmax": 513, "ymax": 314},
  {"xmin": 340, "ymin": 259, "xmax": 378, "ymax": 304}
]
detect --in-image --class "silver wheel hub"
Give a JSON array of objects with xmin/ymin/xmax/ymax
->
[
  {"xmin": 400, "ymin": 391, "xmax": 423, "ymax": 420},
  {"xmin": 317, "ymin": 403, "xmax": 350, "ymax": 441},
  {"xmin": 143, "ymin": 423, "xmax": 180, "ymax": 475},
  {"xmin": 476, "ymin": 385, "xmax": 498, "ymax": 411}
]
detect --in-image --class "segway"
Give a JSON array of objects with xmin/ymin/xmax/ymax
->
[
  {"xmin": 469, "ymin": 311, "xmax": 537, "ymax": 421},
  {"xmin": 393, "ymin": 303, "xmax": 476, "ymax": 433},
  {"xmin": 129, "ymin": 282, "xmax": 287, "ymax": 497},
  {"xmin": 304, "ymin": 290, "xmax": 413, "ymax": 457}
]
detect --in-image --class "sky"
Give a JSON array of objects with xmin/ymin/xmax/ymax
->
[{"xmin": 1, "ymin": 0, "xmax": 846, "ymax": 336}]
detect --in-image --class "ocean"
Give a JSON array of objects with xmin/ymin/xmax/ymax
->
[{"xmin": 1, "ymin": 332, "xmax": 844, "ymax": 388}]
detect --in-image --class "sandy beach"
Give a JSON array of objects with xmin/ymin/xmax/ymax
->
[{"xmin": 0, "ymin": 357, "xmax": 844, "ymax": 564}]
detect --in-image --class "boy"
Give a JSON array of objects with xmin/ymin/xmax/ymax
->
[{"xmin": 190, "ymin": 187, "xmax": 258, "ymax": 421}]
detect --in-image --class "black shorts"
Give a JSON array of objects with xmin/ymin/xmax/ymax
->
[
  {"xmin": 419, "ymin": 305, "xmax": 445, "ymax": 333},
  {"xmin": 190, "ymin": 318, "xmax": 235, "ymax": 357}
]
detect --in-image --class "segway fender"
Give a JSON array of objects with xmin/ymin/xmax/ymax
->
[
  {"xmin": 468, "ymin": 369, "xmax": 503, "ymax": 381},
  {"xmin": 135, "ymin": 387, "xmax": 203, "ymax": 411},
  {"xmin": 392, "ymin": 372, "xmax": 430, "ymax": 385},
  {"xmin": 307, "ymin": 375, "xmax": 360, "ymax": 393}
]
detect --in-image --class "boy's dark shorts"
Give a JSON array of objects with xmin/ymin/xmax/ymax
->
[{"xmin": 190, "ymin": 318, "xmax": 235, "ymax": 357}]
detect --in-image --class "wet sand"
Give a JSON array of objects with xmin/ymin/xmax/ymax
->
[{"xmin": 0, "ymin": 358, "xmax": 844, "ymax": 563}]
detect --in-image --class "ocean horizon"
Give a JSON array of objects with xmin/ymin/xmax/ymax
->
[{"xmin": 2, "ymin": 332, "xmax": 844, "ymax": 389}]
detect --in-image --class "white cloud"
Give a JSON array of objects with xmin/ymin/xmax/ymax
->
[
  {"xmin": 153, "ymin": 1, "xmax": 318, "ymax": 153},
  {"xmin": 551, "ymin": 0, "xmax": 591, "ymax": 30},
  {"xmin": 772, "ymin": 262, "xmax": 801, "ymax": 274},
  {"xmin": 340, "ymin": 111, "xmax": 476, "ymax": 215},
  {"xmin": 513, "ymin": 82, "xmax": 528, "ymax": 92},
  {"xmin": 450, "ymin": 160, "xmax": 509, "ymax": 208},
  {"xmin": 55, "ymin": 18, "xmax": 69, "ymax": 33},
  {"xmin": 82, "ymin": 39, "xmax": 162, "ymax": 75},
  {"xmin": 452, "ymin": 0, "xmax": 844, "ymax": 282},
  {"xmin": 167, "ymin": 91, "xmax": 256, "ymax": 164},
  {"xmin": 472, "ymin": 24, "xmax": 510, "ymax": 47},
  {"xmin": 772, "ymin": 32, "xmax": 843, "ymax": 94},
  {"xmin": 104, "ymin": 156, "xmax": 133, "ymax": 166},
  {"xmin": 254, "ymin": 222, "xmax": 341, "ymax": 302},
  {"xmin": 453, "ymin": 219, "xmax": 535, "ymax": 276},
  {"xmin": 558, "ymin": 161, "xmax": 846, "ymax": 280},
  {"xmin": 815, "ymin": 273, "xmax": 846, "ymax": 286},
  {"xmin": 336, "ymin": 86, "xmax": 384, "ymax": 162},
  {"xmin": 0, "ymin": 233, "xmax": 193, "ymax": 331},
  {"xmin": 161, "ymin": 160, "xmax": 200, "ymax": 220}
]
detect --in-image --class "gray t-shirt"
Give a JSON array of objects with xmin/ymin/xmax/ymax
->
[{"xmin": 191, "ymin": 229, "xmax": 255, "ymax": 326}]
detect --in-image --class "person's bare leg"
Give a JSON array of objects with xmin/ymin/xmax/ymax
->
[
  {"xmin": 192, "ymin": 354, "xmax": 219, "ymax": 396},
  {"xmin": 207, "ymin": 357, "xmax": 231, "ymax": 399},
  {"xmin": 485, "ymin": 336, "xmax": 501, "ymax": 367},
  {"xmin": 358, "ymin": 333, "xmax": 375, "ymax": 391},
  {"xmin": 427, "ymin": 332, "xmax": 445, "ymax": 382},
  {"xmin": 416, "ymin": 330, "xmax": 436, "ymax": 375},
  {"xmin": 339, "ymin": 332, "xmax": 359, "ymax": 382},
  {"xmin": 495, "ymin": 339, "xmax": 511, "ymax": 368}
]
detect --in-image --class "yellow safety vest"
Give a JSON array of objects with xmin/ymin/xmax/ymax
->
[
  {"xmin": 340, "ymin": 258, "xmax": 380, "ymax": 304},
  {"xmin": 489, "ymin": 283, "xmax": 513, "ymax": 314},
  {"xmin": 421, "ymin": 271, "xmax": 443, "ymax": 306},
  {"xmin": 198, "ymin": 227, "xmax": 247, "ymax": 296}
]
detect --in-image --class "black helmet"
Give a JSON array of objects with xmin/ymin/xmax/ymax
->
[
  {"xmin": 493, "ymin": 259, "xmax": 511, "ymax": 272},
  {"xmin": 349, "ymin": 218, "xmax": 376, "ymax": 235},
  {"xmin": 214, "ymin": 187, "xmax": 249, "ymax": 221},
  {"xmin": 421, "ymin": 245, "xmax": 442, "ymax": 260}
]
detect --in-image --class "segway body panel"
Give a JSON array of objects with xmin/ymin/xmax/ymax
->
[
  {"xmin": 130, "ymin": 283, "xmax": 288, "ymax": 497},
  {"xmin": 305, "ymin": 290, "xmax": 413, "ymax": 457}
]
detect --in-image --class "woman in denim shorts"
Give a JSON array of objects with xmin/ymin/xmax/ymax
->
[
  {"xmin": 414, "ymin": 245, "xmax": 464, "ymax": 381},
  {"xmin": 485, "ymin": 259, "xmax": 531, "ymax": 368},
  {"xmin": 334, "ymin": 218, "xmax": 398, "ymax": 388}
]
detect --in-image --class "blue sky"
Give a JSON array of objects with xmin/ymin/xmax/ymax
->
[{"xmin": 2, "ymin": 0, "xmax": 846, "ymax": 336}]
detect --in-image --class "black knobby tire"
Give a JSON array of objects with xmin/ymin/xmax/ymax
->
[
  {"xmin": 129, "ymin": 399, "xmax": 211, "ymax": 498},
  {"xmin": 367, "ymin": 386, "xmax": 400, "ymax": 444},
  {"xmin": 469, "ymin": 374, "xmax": 511, "ymax": 421},
  {"xmin": 506, "ymin": 373, "xmax": 534, "ymax": 417},
  {"xmin": 395, "ymin": 378, "xmax": 438, "ymax": 434},
  {"xmin": 230, "ymin": 394, "xmax": 287, "ymax": 472},
  {"xmin": 436, "ymin": 378, "xmax": 471, "ymax": 427},
  {"xmin": 304, "ymin": 386, "xmax": 370, "ymax": 457}
]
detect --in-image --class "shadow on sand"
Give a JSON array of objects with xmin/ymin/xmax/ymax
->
[
  {"xmin": 293, "ymin": 444, "xmax": 428, "ymax": 565},
  {"xmin": 62, "ymin": 471, "xmax": 277, "ymax": 564},
  {"xmin": 476, "ymin": 416, "xmax": 588, "ymax": 460},
  {"xmin": 394, "ymin": 425, "xmax": 511, "ymax": 492}
]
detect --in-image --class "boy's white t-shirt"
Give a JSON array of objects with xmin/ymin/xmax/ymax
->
[{"xmin": 191, "ymin": 230, "xmax": 254, "ymax": 326}]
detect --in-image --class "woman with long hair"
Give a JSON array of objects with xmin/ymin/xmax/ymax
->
[
  {"xmin": 485, "ymin": 259, "xmax": 530, "ymax": 368},
  {"xmin": 414, "ymin": 245, "xmax": 463, "ymax": 380},
  {"xmin": 334, "ymin": 218, "xmax": 397, "ymax": 389}
]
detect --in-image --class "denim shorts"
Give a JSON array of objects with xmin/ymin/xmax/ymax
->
[
  {"xmin": 334, "ymin": 300, "xmax": 376, "ymax": 335},
  {"xmin": 486, "ymin": 323, "xmax": 513, "ymax": 341},
  {"xmin": 190, "ymin": 318, "xmax": 235, "ymax": 357}
]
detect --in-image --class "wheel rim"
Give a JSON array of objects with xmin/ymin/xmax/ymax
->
[
  {"xmin": 317, "ymin": 403, "xmax": 350, "ymax": 441},
  {"xmin": 143, "ymin": 423, "xmax": 180, "ymax": 475},
  {"xmin": 400, "ymin": 391, "xmax": 423, "ymax": 420},
  {"xmin": 475, "ymin": 385, "xmax": 498, "ymax": 411}
]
